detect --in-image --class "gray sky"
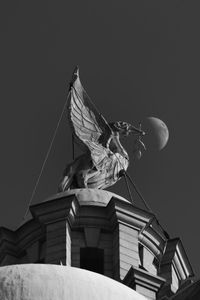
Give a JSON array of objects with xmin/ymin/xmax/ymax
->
[{"xmin": 0, "ymin": 1, "xmax": 199, "ymax": 277}]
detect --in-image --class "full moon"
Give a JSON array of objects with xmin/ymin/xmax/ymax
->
[{"xmin": 143, "ymin": 117, "xmax": 169, "ymax": 151}]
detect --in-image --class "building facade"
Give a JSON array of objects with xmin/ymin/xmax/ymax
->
[{"xmin": 0, "ymin": 189, "xmax": 196, "ymax": 299}]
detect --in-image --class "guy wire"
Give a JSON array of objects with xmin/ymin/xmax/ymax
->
[
  {"xmin": 20, "ymin": 89, "xmax": 71, "ymax": 225},
  {"xmin": 123, "ymin": 172, "xmax": 134, "ymax": 205},
  {"xmin": 125, "ymin": 171, "xmax": 153, "ymax": 212}
]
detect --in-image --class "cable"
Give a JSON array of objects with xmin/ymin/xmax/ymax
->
[
  {"xmin": 125, "ymin": 171, "xmax": 153, "ymax": 213},
  {"xmin": 123, "ymin": 172, "xmax": 135, "ymax": 205},
  {"xmin": 20, "ymin": 90, "xmax": 70, "ymax": 224}
]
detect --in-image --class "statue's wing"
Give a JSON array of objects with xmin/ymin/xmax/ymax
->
[{"xmin": 67, "ymin": 67, "xmax": 113, "ymax": 168}]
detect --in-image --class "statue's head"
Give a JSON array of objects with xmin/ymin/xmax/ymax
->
[{"xmin": 110, "ymin": 121, "xmax": 145, "ymax": 137}]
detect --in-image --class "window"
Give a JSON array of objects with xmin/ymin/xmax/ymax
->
[{"xmin": 80, "ymin": 247, "xmax": 104, "ymax": 274}]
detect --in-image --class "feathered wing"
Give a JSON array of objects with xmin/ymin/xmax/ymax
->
[{"xmin": 67, "ymin": 67, "xmax": 113, "ymax": 169}]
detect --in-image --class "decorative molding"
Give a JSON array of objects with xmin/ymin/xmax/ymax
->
[
  {"xmin": 159, "ymin": 238, "xmax": 194, "ymax": 296},
  {"xmin": 159, "ymin": 238, "xmax": 194, "ymax": 280},
  {"xmin": 0, "ymin": 221, "xmax": 44, "ymax": 265},
  {"xmin": 123, "ymin": 266, "xmax": 165, "ymax": 293}
]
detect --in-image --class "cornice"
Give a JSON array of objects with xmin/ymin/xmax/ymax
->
[
  {"xmin": 173, "ymin": 239, "xmax": 194, "ymax": 279},
  {"xmin": 30, "ymin": 193, "xmax": 169, "ymax": 262},
  {"xmin": 159, "ymin": 238, "xmax": 194, "ymax": 282},
  {"xmin": 30, "ymin": 195, "xmax": 77, "ymax": 224},
  {"xmin": 123, "ymin": 266, "xmax": 166, "ymax": 293},
  {"xmin": 105, "ymin": 198, "xmax": 167, "ymax": 260},
  {"xmin": 0, "ymin": 220, "xmax": 44, "ymax": 264}
]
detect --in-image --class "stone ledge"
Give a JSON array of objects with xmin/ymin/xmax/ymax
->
[{"xmin": 123, "ymin": 266, "xmax": 166, "ymax": 293}]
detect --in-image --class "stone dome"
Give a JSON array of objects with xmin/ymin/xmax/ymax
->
[{"xmin": 0, "ymin": 264, "xmax": 147, "ymax": 300}]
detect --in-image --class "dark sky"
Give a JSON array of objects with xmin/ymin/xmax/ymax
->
[{"xmin": 0, "ymin": 1, "xmax": 199, "ymax": 278}]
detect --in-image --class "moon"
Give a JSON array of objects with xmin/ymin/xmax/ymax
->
[{"xmin": 144, "ymin": 117, "xmax": 169, "ymax": 151}]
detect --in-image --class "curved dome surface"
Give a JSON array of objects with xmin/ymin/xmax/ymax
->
[{"xmin": 0, "ymin": 264, "xmax": 147, "ymax": 300}]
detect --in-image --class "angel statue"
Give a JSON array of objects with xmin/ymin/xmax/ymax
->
[{"xmin": 59, "ymin": 67, "xmax": 146, "ymax": 191}]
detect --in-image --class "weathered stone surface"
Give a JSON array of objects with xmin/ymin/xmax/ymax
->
[{"xmin": 0, "ymin": 264, "xmax": 147, "ymax": 300}]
